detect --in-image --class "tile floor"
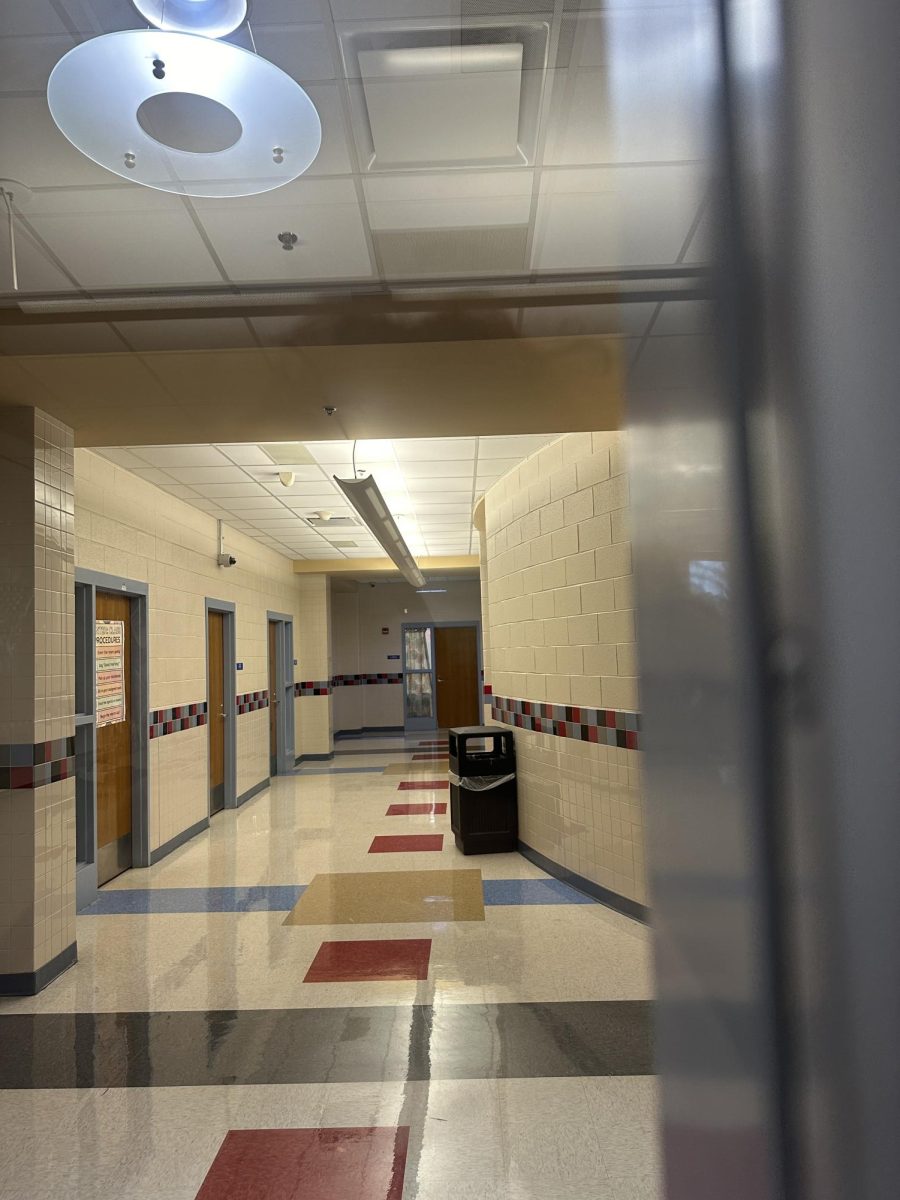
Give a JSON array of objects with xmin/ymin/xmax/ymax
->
[{"xmin": 0, "ymin": 733, "xmax": 660, "ymax": 1199}]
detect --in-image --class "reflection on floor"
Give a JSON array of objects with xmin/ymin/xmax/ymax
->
[{"xmin": 0, "ymin": 733, "xmax": 660, "ymax": 1199}]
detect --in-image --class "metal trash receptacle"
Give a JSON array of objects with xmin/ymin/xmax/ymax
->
[{"xmin": 448, "ymin": 726, "xmax": 517, "ymax": 854}]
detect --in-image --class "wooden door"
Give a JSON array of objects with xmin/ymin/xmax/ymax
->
[
  {"xmin": 208, "ymin": 610, "xmax": 226, "ymax": 813},
  {"xmin": 268, "ymin": 621, "xmax": 278, "ymax": 775},
  {"xmin": 435, "ymin": 626, "xmax": 479, "ymax": 730},
  {"xmin": 96, "ymin": 592, "xmax": 133, "ymax": 885}
]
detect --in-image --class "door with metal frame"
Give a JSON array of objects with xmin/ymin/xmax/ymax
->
[
  {"xmin": 435, "ymin": 625, "xmax": 480, "ymax": 729},
  {"xmin": 95, "ymin": 591, "xmax": 132, "ymax": 886},
  {"xmin": 268, "ymin": 619, "xmax": 279, "ymax": 775},
  {"xmin": 207, "ymin": 609, "xmax": 226, "ymax": 814}
]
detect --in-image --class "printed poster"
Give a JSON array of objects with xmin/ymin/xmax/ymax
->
[{"xmin": 95, "ymin": 619, "xmax": 126, "ymax": 727}]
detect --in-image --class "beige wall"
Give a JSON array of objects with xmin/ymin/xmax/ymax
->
[
  {"xmin": 330, "ymin": 580, "xmax": 483, "ymax": 733},
  {"xmin": 74, "ymin": 450, "xmax": 331, "ymax": 851},
  {"xmin": 482, "ymin": 431, "xmax": 647, "ymax": 909}
]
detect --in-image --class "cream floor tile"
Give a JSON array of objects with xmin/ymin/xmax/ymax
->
[
  {"xmin": 0, "ymin": 904, "xmax": 652, "ymax": 1014},
  {"xmin": 0, "ymin": 1079, "xmax": 660, "ymax": 1200}
]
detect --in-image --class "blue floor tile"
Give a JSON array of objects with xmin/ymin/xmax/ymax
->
[
  {"xmin": 82, "ymin": 885, "xmax": 305, "ymax": 915},
  {"xmin": 482, "ymin": 878, "xmax": 595, "ymax": 905}
]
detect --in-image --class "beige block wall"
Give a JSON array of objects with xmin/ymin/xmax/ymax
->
[
  {"xmin": 295, "ymin": 573, "xmax": 332, "ymax": 759},
  {"xmin": 482, "ymin": 431, "xmax": 647, "ymax": 907},
  {"xmin": 74, "ymin": 450, "xmax": 333, "ymax": 849},
  {"xmin": 0, "ymin": 409, "xmax": 76, "ymax": 979}
]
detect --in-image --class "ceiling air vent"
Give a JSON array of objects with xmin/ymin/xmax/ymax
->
[
  {"xmin": 359, "ymin": 44, "xmax": 523, "ymax": 166},
  {"xmin": 306, "ymin": 516, "xmax": 359, "ymax": 529},
  {"xmin": 260, "ymin": 442, "xmax": 317, "ymax": 465},
  {"xmin": 340, "ymin": 21, "xmax": 549, "ymax": 171}
]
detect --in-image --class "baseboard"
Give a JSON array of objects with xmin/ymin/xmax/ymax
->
[
  {"xmin": 150, "ymin": 816, "xmax": 210, "ymax": 865},
  {"xmin": 518, "ymin": 841, "xmax": 650, "ymax": 924},
  {"xmin": 235, "ymin": 777, "xmax": 270, "ymax": 807},
  {"xmin": 295, "ymin": 753, "xmax": 334, "ymax": 764},
  {"xmin": 334, "ymin": 726, "xmax": 404, "ymax": 740},
  {"xmin": 0, "ymin": 941, "xmax": 77, "ymax": 997}
]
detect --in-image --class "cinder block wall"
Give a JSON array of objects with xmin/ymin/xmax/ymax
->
[
  {"xmin": 75, "ymin": 450, "xmax": 331, "ymax": 851},
  {"xmin": 481, "ymin": 432, "xmax": 646, "ymax": 909}
]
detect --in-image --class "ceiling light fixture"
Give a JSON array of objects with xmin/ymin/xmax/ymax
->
[
  {"xmin": 333, "ymin": 472, "xmax": 426, "ymax": 588},
  {"xmin": 132, "ymin": 0, "xmax": 248, "ymax": 39},
  {"xmin": 47, "ymin": 31, "xmax": 321, "ymax": 198}
]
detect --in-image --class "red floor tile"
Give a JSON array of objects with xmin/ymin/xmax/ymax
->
[
  {"xmin": 417, "ymin": 741, "xmax": 448, "ymax": 747},
  {"xmin": 304, "ymin": 939, "xmax": 432, "ymax": 982},
  {"xmin": 195, "ymin": 1127, "xmax": 409, "ymax": 1199},
  {"xmin": 368, "ymin": 834, "xmax": 444, "ymax": 853},
  {"xmin": 398, "ymin": 780, "xmax": 449, "ymax": 791},
  {"xmin": 412, "ymin": 754, "xmax": 449, "ymax": 761},
  {"xmin": 386, "ymin": 802, "xmax": 448, "ymax": 816}
]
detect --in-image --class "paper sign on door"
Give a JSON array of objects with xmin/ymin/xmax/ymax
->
[{"xmin": 96, "ymin": 619, "xmax": 126, "ymax": 727}]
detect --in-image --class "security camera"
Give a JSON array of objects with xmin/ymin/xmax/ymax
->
[{"xmin": 217, "ymin": 553, "xmax": 237, "ymax": 568}]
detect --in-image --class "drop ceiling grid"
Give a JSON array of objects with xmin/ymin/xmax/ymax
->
[
  {"xmin": 96, "ymin": 434, "xmax": 558, "ymax": 561},
  {"xmin": 0, "ymin": 0, "xmax": 707, "ymax": 301}
]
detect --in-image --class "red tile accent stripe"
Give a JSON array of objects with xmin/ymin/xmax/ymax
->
[
  {"xmin": 397, "ymin": 780, "xmax": 449, "ymax": 791},
  {"xmin": 369, "ymin": 834, "xmax": 444, "ymax": 854},
  {"xmin": 386, "ymin": 802, "xmax": 448, "ymax": 816},
  {"xmin": 195, "ymin": 1127, "xmax": 409, "ymax": 1199},
  {"xmin": 411, "ymin": 754, "xmax": 449, "ymax": 761}
]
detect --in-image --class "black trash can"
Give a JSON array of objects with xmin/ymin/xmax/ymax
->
[{"xmin": 448, "ymin": 726, "xmax": 517, "ymax": 854}]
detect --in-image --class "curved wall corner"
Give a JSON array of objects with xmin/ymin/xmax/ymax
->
[{"xmin": 478, "ymin": 431, "xmax": 647, "ymax": 916}]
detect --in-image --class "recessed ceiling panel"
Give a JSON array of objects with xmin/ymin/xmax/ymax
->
[{"xmin": 359, "ymin": 44, "xmax": 523, "ymax": 166}]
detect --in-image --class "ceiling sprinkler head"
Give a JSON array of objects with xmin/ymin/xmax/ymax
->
[{"xmin": 278, "ymin": 231, "xmax": 298, "ymax": 251}]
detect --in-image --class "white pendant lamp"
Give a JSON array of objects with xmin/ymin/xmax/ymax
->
[
  {"xmin": 131, "ymin": 0, "xmax": 248, "ymax": 39},
  {"xmin": 47, "ymin": 31, "xmax": 322, "ymax": 199}
]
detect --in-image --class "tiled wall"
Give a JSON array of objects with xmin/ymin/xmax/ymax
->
[
  {"xmin": 294, "ymin": 574, "xmax": 332, "ymax": 759},
  {"xmin": 0, "ymin": 409, "xmax": 76, "ymax": 985},
  {"xmin": 481, "ymin": 432, "xmax": 647, "ymax": 909},
  {"xmin": 75, "ymin": 450, "xmax": 333, "ymax": 849}
]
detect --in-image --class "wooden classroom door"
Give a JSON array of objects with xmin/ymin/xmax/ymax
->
[
  {"xmin": 95, "ymin": 591, "xmax": 133, "ymax": 886},
  {"xmin": 268, "ymin": 621, "xmax": 278, "ymax": 775},
  {"xmin": 208, "ymin": 610, "xmax": 226, "ymax": 813},
  {"xmin": 434, "ymin": 626, "xmax": 480, "ymax": 730}
]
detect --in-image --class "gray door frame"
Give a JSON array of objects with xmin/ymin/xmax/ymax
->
[
  {"xmin": 401, "ymin": 620, "xmax": 483, "ymax": 732},
  {"xmin": 267, "ymin": 611, "xmax": 295, "ymax": 775},
  {"xmin": 74, "ymin": 568, "xmax": 150, "ymax": 911},
  {"xmin": 204, "ymin": 598, "xmax": 237, "ymax": 811}
]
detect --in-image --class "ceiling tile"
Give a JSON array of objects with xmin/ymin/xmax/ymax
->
[
  {"xmin": 216, "ymin": 445, "xmax": 276, "ymax": 466},
  {"xmin": 163, "ymin": 466, "xmax": 250, "ymax": 484},
  {"xmin": 532, "ymin": 165, "xmax": 702, "ymax": 271},
  {"xmin": 193, "ymin": 180, "xmax": 373, "ymax": 284},
  {"xmin": 131, "ymin": 446, "xmax": 237, "ymax": 469},
  {"xmin": 363, "ymin": 171, "xmax": 534, "ymax": 231},
  {"xmin": 28, "ymin": 197, "xmax": 224, "ymax": 289},
  {"xmin": 0, "ymin": 34, "xmax": 76, "ymax": 94},
  {"xmin": 131, "ymin": 467, "xmax": 176, "ymax": 486},
  {"xmin": 187, "ymin": 483, "xmax": 269, "ymax": 498},
  {"xmin": 395, "ymin": 439, "xmax": 477, "ymax": 461},
  {"xmin": 402, "ymin": 459, "xmax": 476, "ymax": 478},
  {"xmin": 97, "ymin": 448, "xmax": 145, "ymax": 469}
]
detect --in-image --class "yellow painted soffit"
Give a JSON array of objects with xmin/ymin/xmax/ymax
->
[{"xmin": 293, "ymin": 555, "xmax": 479, "ymax": 575}]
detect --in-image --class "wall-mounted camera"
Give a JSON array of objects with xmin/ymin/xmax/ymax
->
[{"xmin": 217, "ymin": 553, "xmax": 237, "ymax": 568}]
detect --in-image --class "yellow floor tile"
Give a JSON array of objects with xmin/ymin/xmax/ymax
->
[{"xmin": 284, "ymin": 869, "xmax": 485, "ymax": 925}]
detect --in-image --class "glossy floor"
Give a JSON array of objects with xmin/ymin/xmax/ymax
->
[{"xmin": 0, "ymin": 733, "xmax": 660, "ymax": 1199}]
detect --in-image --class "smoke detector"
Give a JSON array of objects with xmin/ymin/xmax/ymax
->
[{"xmin": 278, "ymin": 471, "xmax": 296, "ymax": 488}]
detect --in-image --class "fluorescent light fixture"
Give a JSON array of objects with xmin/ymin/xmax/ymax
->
[
  {"xmin": 416, "ymin": 588, "xmax": 447, "ymax": 594},
  {"xmin": 333, "ymin": 472, "xmax": 426, "ymax": 588},
  {"xmin": 132, "ymin": 0, "xmax": 247, "ymax": 38},
  {"xmin": 47, "ymin": 31, "xmax": 321, "ymax": 198}
]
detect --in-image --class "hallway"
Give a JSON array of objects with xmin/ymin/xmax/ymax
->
[{"xmin": 0, "ymin": 734, "xmax": 658, "ymax": 1200}]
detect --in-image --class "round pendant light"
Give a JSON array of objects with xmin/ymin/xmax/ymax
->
[
  {"xmin": 47, "ymin": 31, "xmax": 321, "ymax": 199},
  {"xmin": 131, "ymin": 0, "xmax": 248, "ymax": 40}
]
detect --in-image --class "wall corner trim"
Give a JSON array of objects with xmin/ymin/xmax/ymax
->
[
  {"xmin": 0, "ymin": 941, "xmax": 78, "ymax": 997},
  {"xmin": 235, "ymin": 777, "xmax": 270, "ymax": 807},
  {"xmin": 150, "ymin": 817, "xmax": 210, "ymax": 865},
  {"xmin": 517, "ymin": 841, "xmax": 650, "ymax": 925}
]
